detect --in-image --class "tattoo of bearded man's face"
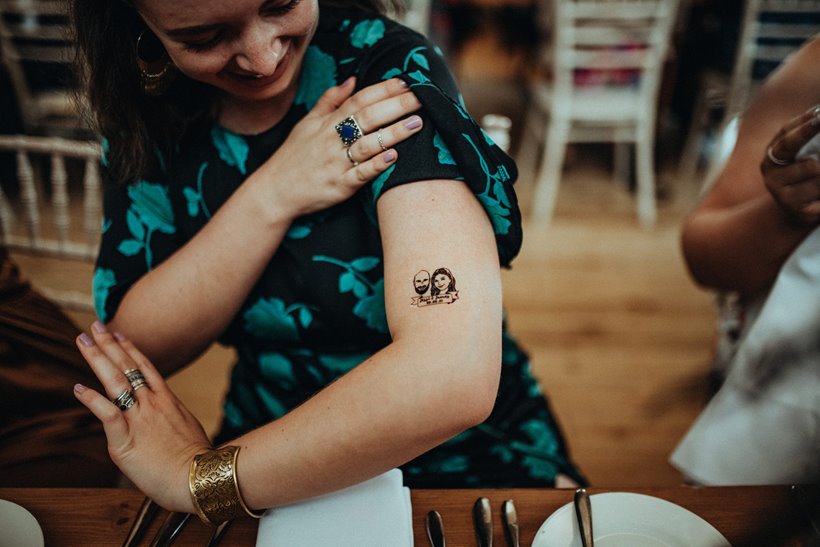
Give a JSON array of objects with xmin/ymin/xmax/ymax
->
[{"xmin": 413, "ymin": 270, "xmax": 431, "ymax": 295}]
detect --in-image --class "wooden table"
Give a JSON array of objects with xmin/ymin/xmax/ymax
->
[{"xmin": 0, "ymin": 485, "xmax": 817, "ymax": 546}]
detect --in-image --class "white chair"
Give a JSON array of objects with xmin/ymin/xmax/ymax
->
[
  {"xmin": 521, "ymin": 0, "xmax": 679, "ymax": 227},
  {"xmin": 391, "ymin": 0, "xmax": 432, "ymax": 35},
  {"xmin": 678, "ymin": 0, "xmax": 820, "ymax": 184},
  {"xmin": 0, "ymin": 0, "xmax": 90, "ymax": 137},
  {"xmin": 0, "ymin": 134, "xmax": 102, "ymax": 310}
]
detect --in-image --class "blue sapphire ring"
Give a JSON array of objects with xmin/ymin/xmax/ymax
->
[{"xmin": 335, "ymin": 116, "xmax": 364, "ymax": 147}]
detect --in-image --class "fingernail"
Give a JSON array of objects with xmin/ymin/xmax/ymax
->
[
  {"xmin": 113, "ymin": 332, "xmax": 126, "ymax": 342},
  {"xmin": 74, "ymin": 383, "xmax": 86, "ymax": 394},
  {"xmin": 404, "ymin": 116, "xmax": 422, "ymax": 130},
  {"xmin": 79, "ymin": 333, "xmax": 95, "ymax": 346},
  {"xmin": 397, "ymin": 78, "xmax": 408, "ymax": 88},
  {"xmin": 342, "ymin": 76, "xmax": 355, "ymax": 87},
  {"xmin": 92, "ymin": 320, "xmax": 107, "ymax": 333},
  {"xmin": 812, "ymin": 105, "xmax": 820, "ymax": 125},
  {"xmin": 384, "ymin": 150, "xmax": 397, "ymax": 163}
]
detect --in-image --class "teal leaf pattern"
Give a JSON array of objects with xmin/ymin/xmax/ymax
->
[
  {"xmin": 124, "ymin": 181, "xmax": 176, "ymax": 269},
  {"xmin": 243, "ymin": 297, "xmax": 315, "ymax": 342},
  {"xmin": 259, "ymin": 351, "xmax": 297, "ymax": 386},
  {"xmin": 92, "ymin": 268, "xmax": 116, "ymax": 322},
  {"xmin": 100, "ymin": 137, "xmax": 110, "ymax": 167},
  {"xmin": 286, "ymin": 224, "xmax": 312, "ymax": 239},
  {"xmin": 433, "ymin": 132, "xmax": 456, "ymax": 165},
  {"xmin": 295, "ymin": 46, "xmax": 337, "ymax": 109},
  {"xmin": 350, "ymin": 19, "xmax": 385, "ymax": 48},
  {"xmin": 382, "ymin": 67, "xmax": 402, "ymax": 80},
  {"xmin": 370, "ymin": 164, "xmax": 396, "ymax": 202},
  {"xmin": 313, "ymin": 256, "xmax": 388, "ymax": 333},
  {"xmin": 462, "ymin": 134, "xmax": 513, "ymax": 235},
  {"xmin": 182, "ymin": 163, "xmax": 211, "ymax": 219},
  {"xmin": 318, "ymin": 352, "xmax": 370, "ymax": 374},
  {"xmin": 211, "ymin": 126, "xmax": 248, "ymax": 175}
]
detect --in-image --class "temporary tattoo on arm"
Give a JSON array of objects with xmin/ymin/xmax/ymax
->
[{"xmin": 411, "ymin": 267, "xmax": 459, "ymax": 307}]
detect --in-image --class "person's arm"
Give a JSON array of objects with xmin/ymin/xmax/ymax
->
[
  {"xmin": 74, "ymin": 176, "xmax": 502, "ymax": 512},
  {"xmin": 104, "ymin": 78, "xmax": 423, "ymax": 373},
  {"xmin": 681, "ymin": 38, "xmax": 820, "ymax": 297}
]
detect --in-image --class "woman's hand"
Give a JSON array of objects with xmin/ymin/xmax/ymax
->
[
  {"xmin": 761, "ymin": 105, "xmax": 820, "ymax": 226},
  {"xmin": 262, "ymin": 77, "xmax": 423, "ymax": 218},
  {"xmin": 73, "ymin": 321, "xmax": 210, "ymax": 513}
]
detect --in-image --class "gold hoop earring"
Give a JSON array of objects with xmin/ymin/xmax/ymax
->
[{"xmin": 136, "ymin": 29, "xmax": 176, "ymax": 96}]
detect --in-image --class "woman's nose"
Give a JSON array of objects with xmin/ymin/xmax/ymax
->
[{"xmin": 234, "ymin": 23, "xmax": 283, "ymax": 75}]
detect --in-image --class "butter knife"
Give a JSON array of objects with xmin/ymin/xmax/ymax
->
[
  {"xmin": 501, "ymin": 500, "xmax": 520, "ymax": 547},
  {"xmin": 426, "ymin": 510, "xmax": 446, "ymax": 547},
  {"xmin": 149, "ymin": 511, "xmax": 191, "ymax": 547},
  {"xmin": 123, "ymin": 497, "xmax": 160, "ymax": 547},
  {"xmin": 473, "ymin": 497, "xmax": 493, "ymax": 547},
  {"xmin": 574, "ymin": 488, "xmax": 594, "ymax": 547}
]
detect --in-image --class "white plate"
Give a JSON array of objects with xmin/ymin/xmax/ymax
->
[
  {"xmin": 532, "ymin": 493, "xmax": 731, "ymax": 547},
  {"xmin": 0, "ymin": 499, "xmax": 44, "ymax": 547}
]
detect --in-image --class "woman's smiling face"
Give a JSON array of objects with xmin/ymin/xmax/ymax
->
[
  {"xmin": 434, "ymin": 273, "xmax": 450, "ymax": 292},
  {"xmin": 136, "ymin": 0, "xmax": 319, "ymax": 107}
]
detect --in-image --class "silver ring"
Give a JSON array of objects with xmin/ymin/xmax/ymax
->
[
  {"xmin": 377, "ymin": 128, "xmax": 386, "ymax": 151},
  {"xmin": 112, "ymin": 388, "xmax": 138, "ymax": 411},
  {"xmin": 335, "ymin": 116, "xmax": 363, "ymax": 147},
  {"xmin": 124, "ymin": 369, "xmax": 148, "ymax": 390},
  {"xmin": 345, "ymin": 147, "xmax": 359, "ymax": 166},
  {"xmin": 767, "ymin": 145, "xmax": 790, "ymax": 166}
]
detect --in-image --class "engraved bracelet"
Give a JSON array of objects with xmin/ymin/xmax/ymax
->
[{"xmin": 188, "ymin": 445, "xmax": 265, "ymax": 526}]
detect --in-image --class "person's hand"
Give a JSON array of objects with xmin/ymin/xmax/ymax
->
[
  {"xmin": 73, "ymin": 321, "xmax": 210, "ymax": 513},
  {"xmin": 761, "ymin": 105, "xmax": 820, "ymax": 225},
  {"xmin": 262, "ymin": 76, "xmax": 423, "ymax": 217}
]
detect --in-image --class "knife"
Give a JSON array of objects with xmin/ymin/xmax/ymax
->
[
  {"xmin": 123, "ymin": 497, "xmax": 160, "ymax": 547},
  {"xmin": 149, "ymin": 511, "xmax": 191, "ymax": 547},
  {"xmin": 473, "ymin": 497, "xmax": 493, "ymax": 547},
  {"xmin": 574, "ymin": 488, "xmax": 594, "ymax": 547},
  {"xmin": 205, "ymin": 519, "xmax": 232, "ymax": 547},
  {"xmin": 501, "ymin": 499, "xmax": 520, "ymax": 547},
  {"xmin": 426, "ymin": 510, "xmax": 446, "ymax": 547}
]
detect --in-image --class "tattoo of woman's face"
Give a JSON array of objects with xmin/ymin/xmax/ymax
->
[{"xmin": 411, "ymin": 267, "xmax": 458, "ymax": 307}]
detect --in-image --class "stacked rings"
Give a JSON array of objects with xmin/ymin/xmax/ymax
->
[
  {"xmin": 112, "ymin": 388, "xmax": 137, "ymax": 411},
  {"xmin": 335, "ymin": 116, "xmax": 363, "ymax": 147},
  {"xmin": 125, "ymin": 368, "xmax": 148, "ymax": 391}
]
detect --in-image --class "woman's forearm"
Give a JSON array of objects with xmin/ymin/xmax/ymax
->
[
  {"xmin": 231, "ymin": 325, "xmax": 500, "ymax": 511},
  {"xmin": 682, "ymin": 192, "xmax": 814, "ymax": 296},
  {"xmin": 107, "ymin": 167, "xmax": 295, "ymax": 373}
]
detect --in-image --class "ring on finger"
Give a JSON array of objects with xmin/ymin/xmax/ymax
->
[
  {"xmin": 112, "ymin": 388, "xmax": 138, "ymax": 411},
  {"xmin": 124, "ymin": 368, "xmax": 148, "ymax": 391},
  {"xmin": 767, "ymin": 145, "xmax": 790, "ymax": 167},
  {"xmin": 345, "ymin": 147, "xmax": 359, "ymax": 166},
  {"xmin": 335, "ymin": 116, "xmax": 363, "ymax": 147},
  {"xmin": 377, "ymin": 128, "xmax": 386, "ymax": 152}
]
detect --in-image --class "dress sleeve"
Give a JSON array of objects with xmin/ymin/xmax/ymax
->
[
  {"xmin": 92, "ymin": 144, "xmax": 183, "ymax": 322},
  {"xmin": 356, "ymin": 24, "xmax": 523, "ymax": 266}
]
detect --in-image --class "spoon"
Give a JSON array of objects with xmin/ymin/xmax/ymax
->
[
  {"xmin": 426, "ymin": 510, "xmax": 446, "ymax": 547},
  {"xmin": 501, "ymin": 499, "xmax": 520, "ymax": 547},
  {"xmin": 574, "ymin": 488, "xmax": 594, "ymax": 547},
  {"xmin": 473, "ymin": 497, "xmax": 493, "ymax": 547}
]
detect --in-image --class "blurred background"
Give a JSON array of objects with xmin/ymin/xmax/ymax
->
[{"xmin": 1, "ymin": 0, "xmax": 818, "ymax": 486}]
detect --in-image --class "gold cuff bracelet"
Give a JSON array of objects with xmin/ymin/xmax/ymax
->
[{"xmin": 188, "ymin": 445, "xmax": 265, "ymax": 526}]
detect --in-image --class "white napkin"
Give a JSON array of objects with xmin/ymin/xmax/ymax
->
[{"xmin": 255, "ymin": 469, "xmax": 414, "ymax": 547}]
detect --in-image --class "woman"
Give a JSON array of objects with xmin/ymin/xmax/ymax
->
[
  {"xmin": 430, "ymin": 267, "xmax": 455, "ymax": 295},
  {"xmin": 70, "ymin": 0, "xmax": 584, "ymax": 521},
  {"xmin": 671, "ymin": 37, "xmax": 820, "ymax": 485}
]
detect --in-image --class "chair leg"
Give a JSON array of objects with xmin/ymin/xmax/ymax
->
[
  {"xmin": 530, "ymin": 120, "xmax": 569, "ymax": 224},
  {"xmin": 515, "ymin": 106, "xmax": 543, "ymax": 181},
  {"xmin": 635, "ymin": 132, "xmax": 657, "ymax": 228},
  {"xmin": 613, "ymin": 142, "xmax": 631, "ymax": 189}
]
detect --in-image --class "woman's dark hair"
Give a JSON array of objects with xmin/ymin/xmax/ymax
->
[
  {"xmin": 70, "ymin": 0, "xmax": 402, "ymax": 185},
  {"xmin": 431, "ymin": 268, "xmax": 456, "ymax": 296}
]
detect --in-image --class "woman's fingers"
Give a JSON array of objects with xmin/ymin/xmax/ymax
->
[
  {"xmin": 73, "ymin": 383, "xmax": 130, "ymax": 441},
  {"xmin": 77, "ymin": 327, "xmax": 136, "ymax": 400},
  {"xmin": 765, "ymin": 105, "xmax": 820, "ymax": 168},
  {"xmin": 341, "ymin": 78, "xmax": 415, "ymax": 118},
  {"xmin": 346, "ymin": 89, "xmax": 421, "ymax": 136},
  {"xmin": 346, "ymin": 115, "xmax": 423, "ymax": 165},
  {"xmin": 311, "ymin": 76, "xmax": 357, "ymax": 115},
  {"xmin": 343, "ymin": 149, "xmax": 399, "ymax": 185},
  {"xmin": 115, "ymin": 333, "xmax": 169, "ymax": 396}
]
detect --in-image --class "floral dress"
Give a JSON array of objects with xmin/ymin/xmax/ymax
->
[{"xmin": 93, "ymin": 6, "xmax": 584, "ymax": 487}]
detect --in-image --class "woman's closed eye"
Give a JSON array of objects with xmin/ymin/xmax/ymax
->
[{"xmin": 262, "ymin": 0, "xmax": 302, "ymax": 16}]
